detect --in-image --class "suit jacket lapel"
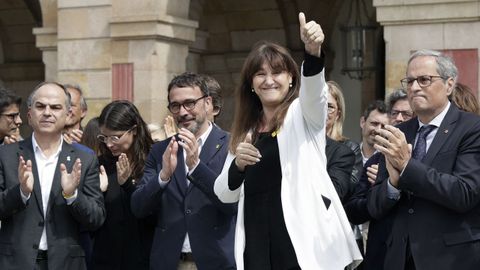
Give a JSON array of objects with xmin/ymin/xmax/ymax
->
[
  {"xmin": 19, "ymin": 138, "xmax": 44, "ymax": 217},
  {"xmin": 47, "ymin": 141, "xmax": 76, "ymax": 217},
  {"xmin": 423, "ymin": 105, "xmax": 458, "ymax": 165}
]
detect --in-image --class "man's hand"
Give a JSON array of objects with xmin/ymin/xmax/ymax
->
[
  {"xmin": 235, "ymin": 133, "xmax": 261, "ymax": 172},
  {"xmin": 61, "ymin": 158, "xmax": 81, "ymax": 197},
  {"xmin": 99, "ymin": 165, "xmax": 108, "ymax": 192},
  {"xmin": 18, "ymin": 156, "xmax": 33, "ymax": 196},
  {"xmin": 4, "ymin": 134, "xmax": 20, "ymax": 144},
  {"xmin": 299, "ymin": 12, "xmax": 324, "ymax": 57},
  {"xmin": 177, "ymin": 128, "xmax": 199, "ymax": 171},
  {"xmin": 160, "ymin": 137, "xmax": 179, "ymax": 181},
  {"xmin": 116, "ymin": 153, "xmax": 132, "ymax": 185},
  {"xmin": 385, "ymin": 157, "xmax": 400, "ymax": 188},
  {"xmin": 374, "ymin": 125, "xmax": 412, "ymax": 171},
  {"xmin": 164, "ymin": 115, "xmax": 177, "ymax": 138},
  {"xmin": 366, "ymin": 164, "xmax": 379, "ymax": 185},
  {"xmin": 64, "ymin": 129, "xmax": 83, "ymax": 144}
]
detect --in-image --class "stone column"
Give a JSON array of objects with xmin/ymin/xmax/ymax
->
[
  {"xmin": 55, "ymin": 0, "xmax": 113, "ymax": 120},
  {"xmin": 110, "ymin": 0, "xmax": 198, "ymax": 125}
]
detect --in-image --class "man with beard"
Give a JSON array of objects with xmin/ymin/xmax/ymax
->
[
  {"xmin": 359, "ymin": 101, "xmax": 389, "ymax": 165},
  {"xmin": 131, "ymin": 72, "xmax": 236, "ymax": 270},
  {"xmin": 0, "ymin": 88, "xmax": 23, "ymax": 145}
]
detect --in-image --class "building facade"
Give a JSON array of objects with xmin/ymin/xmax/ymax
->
[{"xmin": 1, "ymin": 0, "xmax": 479, "ymax": 140}]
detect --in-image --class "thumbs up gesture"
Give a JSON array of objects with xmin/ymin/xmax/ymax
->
[
  {"xmin": 234, "ymin": 132, "xmax": 262, "ymax": 172},
  {"xmin": 299, "ymin": 12, "xmax": 324, "ymax": 57}
]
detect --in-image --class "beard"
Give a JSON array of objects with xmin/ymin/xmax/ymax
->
[{"xmin": 177, "ymin": 115, "xmax": 204, "ymax": 135}]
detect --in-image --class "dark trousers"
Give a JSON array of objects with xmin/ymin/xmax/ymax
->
[
  {"xmin": 35, "ymin": 259, "xmax": 48, "ymax": 270},
  {"xmin": 405, "ymin": 241, "xmax": 416, "ymax": 270},
  {"xmin": 34, "ymin": 250, "xmax": 48, "ymax": 270}
]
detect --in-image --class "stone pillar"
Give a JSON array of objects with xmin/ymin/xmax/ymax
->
[
  {"xmin": 374, "ymin": 0, "xmax": 480, "ymax": 96},
  {"xmin": 110, "ymin": 0, "xmax": 198, "ymax": 125},
  {"xmin": 55, "ymin": 0, "xmax": 113, "ymax": 120},
  {"xmin": 33, "ymin": 27, "xmax": 57, "ymax": 81}
]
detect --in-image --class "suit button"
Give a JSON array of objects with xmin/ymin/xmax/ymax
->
[
  {"xmin": 38, "ymin": 221, "xmax": 44, "ymax": 227},
  {"xmin": 185, "ymin": 209, "xmax": 192, "ymax": 214},
  {"xmin": 33, "ymin": 244, "xmax": 38, "ymax": 249},
  {"xmin": 408, "ymin": 208, "xmax": 414, "ymax": 214}
]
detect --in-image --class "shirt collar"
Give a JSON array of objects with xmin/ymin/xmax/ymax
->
[
  {"xmin": 32, "ymin": 132, "xmax": 64, "ymax": 159},
  {"xmin": 417, "ymin": 101, "xmax": 451, "ymax": 129},
  {"xmin": 197, "ymin": 121, "xmax": 213, "ymax": 148}
]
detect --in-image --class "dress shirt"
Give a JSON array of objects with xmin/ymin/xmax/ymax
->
[
  {"xmin": 387, "ymin": 102, "xmax": 451, "ymax": 198},
  {"xmin": 20, "ymin": 134, "xmax": 63, "ymax": 250},
  {"xmin": 360, "ymin": 142, "xmax": 376, "ymax": 165}
]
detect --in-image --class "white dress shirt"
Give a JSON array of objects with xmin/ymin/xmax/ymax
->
[{"xmin": 20, "ymin": 134, "xmax": 78, "ymax": 250}]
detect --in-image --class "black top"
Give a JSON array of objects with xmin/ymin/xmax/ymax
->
[
  {"xmin": 229, "ymin": 133, "xmax": 300, "ymax": 270},
  {"xmin": 92, "ymin": 155, "xmax": 155, "ymax": 270}
]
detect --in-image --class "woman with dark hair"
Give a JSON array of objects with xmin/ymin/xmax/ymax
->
[
  {"xmin": 81, "ymin": 117, "xmax": 101, "ymax": 156},
  {"xmin": 214, "ymin": 13, "xmax": 361, "ymax": 270},
  {"xmin": 92, "ymin": 100, "xmax": 154, "ymax": 270}
]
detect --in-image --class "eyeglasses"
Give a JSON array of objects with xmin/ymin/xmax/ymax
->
[
  {"xmin": 390, "ymin": 110, "xmax": 413, "ymax": 119},
  {"xmin": 327, "ymin": 104, "xmax": 337, "ymax": 114},
  {"xmin": 400, "ymin": 75, "xmax": 445, "ymax": 89},
  {"xmin": 97, "ymin": 126, "xmax": 135, "ymax": 144},
  {"xmin": 0, "ymin": 112, "xmax": 21, "ymax": 121},
  {"xmin": 167, "ymin": 95, "xmax": 207, "ymax": 114}
]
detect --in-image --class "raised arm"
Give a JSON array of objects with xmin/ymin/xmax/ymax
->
[{"xmin": 298, "ymin": 12, "xmax": 328, "ymax": 131}]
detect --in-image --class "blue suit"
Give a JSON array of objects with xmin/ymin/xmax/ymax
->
[{"xmin": 131, "ymin": 124, "xmax": 236, "ymax": 270}]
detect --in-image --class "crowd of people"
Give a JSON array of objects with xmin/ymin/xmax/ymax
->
[{"xmin": 0, "ymin": 12, "xmax": 480, "ymax": 270}]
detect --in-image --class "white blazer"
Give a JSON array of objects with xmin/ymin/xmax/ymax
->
[{"xmin": 214, "ymin": 65, "xmax": 362, "ymax": 270}]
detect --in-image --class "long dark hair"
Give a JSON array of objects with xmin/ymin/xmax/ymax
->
[
  {"xmin": 229, "ymin": 41, "xmax": 300, "ymax": 152},
  {"xmin": 81, "ymin": 116, "xmax": 101, "ymax": 155},
  {"xmin": 98, "ymin": 100, "xmax": 153, "ymax": 180}
]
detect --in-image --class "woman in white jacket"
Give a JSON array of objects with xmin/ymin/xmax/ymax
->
[{"xmin": 214, "ymin": 12, "xmax": 362, "ymax": 270}]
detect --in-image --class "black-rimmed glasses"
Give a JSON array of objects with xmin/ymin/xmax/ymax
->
[
  {"xmin": 167, "ymin": 95, "xmax": 207, "ymax": 114},
  {"xmin": 390, "ymin": 110, "xmax": 413, "ymax": 119},
  {"xmin": 1, "ymin": 112, "xmax": 21, "ymax": 121},
  {"xmin": 400, "ymin": 75, "xmax": 445, "ymax": 89},
  {"xmin": 97, "ymin": 126, "xmax": 136, "ymax": 144}
]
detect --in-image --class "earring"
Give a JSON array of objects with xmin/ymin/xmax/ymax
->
[
  {"xmin": 289, "ymin": 83, "xmax": 293, "ymax": 88},
  {"xmin": 251, "ymin": 88, "xmax": 255, "ymax": 92}
]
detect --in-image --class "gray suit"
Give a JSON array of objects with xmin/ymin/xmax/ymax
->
[{"xmin": 0, "ymin": 137, "xmax": 105, "ymax": 270}]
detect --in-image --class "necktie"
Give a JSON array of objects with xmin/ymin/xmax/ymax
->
[{"xmin": 412, "ymin": 125, "xmax": 435, "ymax": 161}]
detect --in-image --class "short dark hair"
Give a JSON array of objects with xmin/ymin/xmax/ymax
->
[
  {"xmin": 387, "ymin": 89, "xmax": 408, "ymax": 112},
  {"xmin": 27, "ymin": 82, "xmax": 71, "ymax": 110},
  {"xmin": 362, "ymin": 100, "xmax": 387, "ymax": 119},
  {"xmin": 201, "ymin": 74, "xmax": 223, "ymax": 113},
  {"xmin": 0, "ymin": 88, "xmax": 22, "ymax": 114},
  {"xmin": 167, "ymin": 72, "xmax": 209, "ymax": 102}
]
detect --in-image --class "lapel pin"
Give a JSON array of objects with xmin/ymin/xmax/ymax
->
[
  {"xmin": 444, "ymin": 129, "xmax": 448, "ymax": 134},
  {"xmin": 216, "ymin": 144, "xmax": 220, "ymax": 149},
  {"xmin": 67, "ymin": 156, "xmax": 71, "ymax": 162}
]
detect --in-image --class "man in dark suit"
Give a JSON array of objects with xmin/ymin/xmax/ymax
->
[
  {"xmin": 0, "ymin": 88, "xmax": 23, "ymax": 145},
  {"xmin": 368, "ymin": 49, "xmax": 480, "ymax": 270},
  {"xmin": 131, "ymin": 72, "xmax": 236, "ymax": 270},
  {"xmin": 0, "ymin": 82, "xmax": 105, "ymax": 270}
]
